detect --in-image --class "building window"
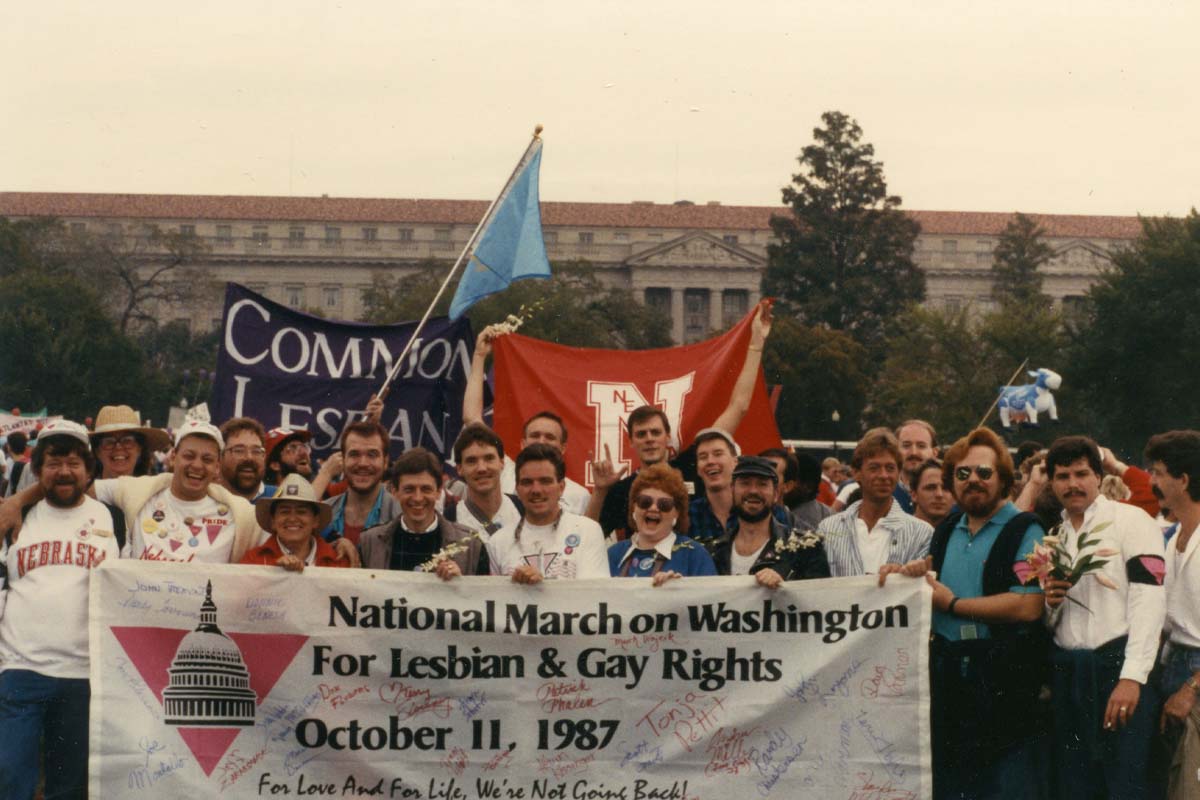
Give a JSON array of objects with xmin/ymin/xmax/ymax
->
[
  {"xmin": 398, "ymin": 228, "xmax": 414, "ymax": 242},
  {"xmin": 578, "ymin": 232, "xmax": 594, "ymax": 244},
  {"xmin": 944, "ymin": 296, "xmax": 962, "ymax": 313},
  {"xmin": 323, "ymin": 287, "xmax": 341, "ymax": 308},
  {"xmin": 289, "ymin": 225, "xmax": 306, "ymax": 244},
  {"xmin": 543, "ymin": 230, "xmax": 558, "ymax": 244},
  {"xmin": 434, "ymin": 228, "xmax": 451, "ymax": 241},
  {"xmin": 1062, "ymin": 295, "xmax": 1088, "ymax": 318},
  {"xmin": 976, "ymin": 252, "xmax": 993, "ymax": 265},
  {"xmin": 942, "ymin": 240, "xmax": 958, "ymax": 253},
  {"xmin": 684, "ymin": 289, "xmax": 710, "ymax": 343},
  {"xmin": 614, "ymin": 232, "xmax": 629, "ymax": 242},
  {"xmin": 179, "ymin": 224, "xmax": 195, "ymax": 236},
  {"xmin": 216, "ymin": 225, "xmax": 233, "ymax": 245},
  {"xmin": 723, "ymin": 234, "xmax": 739, "ymax": 245},
  {"xmin": 362, "ymin": 227, "xmax": 378, "ymax": 242},
  {"xmin": 285, "ymin": 286, "xmax": 304, "ymax": 308},
  {"xmin": 644, "ymin": 287, "xmax": 670, "ymax": 312},
  {"xmin": 722, "ymin": 290, "xmax": 749, "ymax": 327},
  {"xmin": 325, "ymin": 226, "xmax": 342, "ymax": 243},
  {"xmin": 251, "ymin": 225, "xmax": 269, "ymax": 246},
  {"xmin": 647, "ymin": 232, "xmax": 663, "ymax": 240}
]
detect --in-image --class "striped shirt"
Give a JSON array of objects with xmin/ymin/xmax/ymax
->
[{"xmin": 818, "ymin": 499, "xmax": 933, "ymax": 577}]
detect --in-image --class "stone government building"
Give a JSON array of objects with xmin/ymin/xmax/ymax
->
[{"xmin": 0, "ymin": 192, "xmax": 1142, "ymax": 344}]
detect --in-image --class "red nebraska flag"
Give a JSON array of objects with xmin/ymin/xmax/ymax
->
[{"xmin": 492, "ymin": 308, "xmax": 782, "ymax": 488}]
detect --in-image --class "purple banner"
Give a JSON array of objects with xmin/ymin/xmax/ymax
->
[{"xmin": 212, "ymin": 284, "xmax": 475, "ymax": 460}]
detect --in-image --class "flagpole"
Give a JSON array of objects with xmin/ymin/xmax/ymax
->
[
  {"xmin": 976, "ymin": 356, "xmax": 1030, "ymax": 429},
  {"xmin": 375, "ymin": 124, "xmax": 544, "ymax": 401}
]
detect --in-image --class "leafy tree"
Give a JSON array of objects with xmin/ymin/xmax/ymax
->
[
  {"xmin": 868, "ymin": 306, "xmax": 998, "ymax": 439},
  {"xmin": 762, "ymin": 315, "xmax": 869, "ymax": 439},
  {"xmin": 762, "ymin": 111, "xmax": 924, "ymax": 354},
  {"xmin": 363, "ymin": 259, "xmax": 673, "ymax": 349},
  {"xmin": 991, "ymin": 213, "xmax": 1054, "ymax": 309},
  {"xmin": 0, "ymin": 272, "xmax": 154, "ymax": 421},
  {"xmin": 1066, "ymin": 211, "xmax": 1200, "ymax": 455}
]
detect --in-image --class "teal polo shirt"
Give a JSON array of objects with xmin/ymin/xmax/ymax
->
[{"xmin": 933, "ymin": 501, "xmax": 1044, "ymax": 641}]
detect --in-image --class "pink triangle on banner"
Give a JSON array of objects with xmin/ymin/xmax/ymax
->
[
  {"xmin": 206, "ymin": 523, "xmax": 224, "ymax": 545},
  {"xmin": 110, "ymin": 626, "xmax": 310, "ymax": 776},
  {"xmin": 110, "ymin": 626, "xmax": 189, "ymax": 703},
  {"xmin": 176, "ymin": 728, "xmax": 242, "ymax": 777},
  {"xmin": 169, "ymin": 538, "xmax": 183, "ymax": 552},
  {"xmin": 228, "ymin": 632, "xmax": 309, "ymax": 704}
]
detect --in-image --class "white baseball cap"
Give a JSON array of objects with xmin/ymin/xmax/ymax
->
[
  {"xmin": 173, "ymin": 419, "xmax": 225, "ymax": 451},
  {"xmin": 39, "ymin": 419, "xmax": 92, "ymax": 448}
]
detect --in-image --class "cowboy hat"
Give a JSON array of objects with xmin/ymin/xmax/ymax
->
[{"xmin": 254, "ymin": 473, "xmax": 332, "ymax": 533}]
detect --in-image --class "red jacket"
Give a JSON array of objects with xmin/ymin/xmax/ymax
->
[
  {"xmin": 1121, "ymin": 465, "xmax": 1160, "ymax": 518},
  {"xmin": 239, "ymin": 536, "xmax": 351, "ymax": 568}
]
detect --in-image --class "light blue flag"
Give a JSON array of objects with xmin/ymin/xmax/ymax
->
[{"xmin": 449, "ymin": 140, "xmax": 552, "ymax": 320}]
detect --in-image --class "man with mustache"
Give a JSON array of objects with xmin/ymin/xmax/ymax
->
[
  {"xmin": 1042, "ymin": 435, "xmax": 1165, "ymax": 799},
  {"xmin": 1145, "ymin": 430, "xmax": 1200, "ymax": 792},
  {"xmin": 895, "ymin": 419, "xmax": 936, "ymax": 511},
  {"xmin": 711, "ymin": 456, "xmax": 830, "ymax": 584},
  {"xmin": 487, "ymin": 444, "xmax": 607, "ymax": 582},
  {"xmin": 819, "ymin": 428, "xmax": 932, "ymax": 579},
  {"xmin": 462, "ymin": 327, "xmax": 591, "ymax": 515},
  {"xmin": 0, "ymin": 421, "xmax": 122, "ymax": 800},
  {"xmin": 265, "ymin": 426, "xmax": 314, "ymax": 483},
  {"xmin": 920, "ymin": 427, "xmax": 1048, "ymax": 799},
  {"xmin": 218, "ymin": 417, "xmax": 273, "ymax": 501}
]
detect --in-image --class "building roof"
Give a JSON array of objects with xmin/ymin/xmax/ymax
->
[{"xmin": 0, "ymin": 191, "xmax": 1146, "ymax": 239}]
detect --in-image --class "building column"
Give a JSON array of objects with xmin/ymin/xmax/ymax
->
[
  {"xmin": 709, "ymin": 288, "xmax": 723, "ymax": 333},
  {"xmin": 670, "ymin": 287, "xmax": 685, "ymax": 345}
]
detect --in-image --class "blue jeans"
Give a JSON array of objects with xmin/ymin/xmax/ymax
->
[{"xmin": 0, "ymin": 669, "xmax": 90, "ymax": 800}]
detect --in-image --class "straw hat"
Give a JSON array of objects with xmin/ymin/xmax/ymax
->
[
  {"xmin": 254, "ymin": 473, "xmax": 332, "ymax": 533},
  {"xmin": 91, "ymin": 405, "xmax": 170, "ymax": 452}
]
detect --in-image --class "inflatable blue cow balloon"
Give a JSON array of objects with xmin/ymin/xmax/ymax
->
[{"xmin": 998, "ymin": 368, "xmax": 1062, "ymax": 429}]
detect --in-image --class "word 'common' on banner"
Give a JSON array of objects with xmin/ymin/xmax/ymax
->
[
  {"xmin": 90, "ymin": 561, "xmax": 932, "ymax": 798},
  {"xmin": 211, "ymin": 283, "xmax": 476, "ymax": 460}
]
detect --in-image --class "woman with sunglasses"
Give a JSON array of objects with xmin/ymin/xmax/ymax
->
[
  {"xmin": 608, "ymin": 463, "xmax": 716, "ymax": 584},
  {"xmin": 89, "ymin": 405, "xmax": 169, "ymax": 480}
]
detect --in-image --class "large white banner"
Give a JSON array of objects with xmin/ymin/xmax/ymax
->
[{"xmin": 90, "ymin": 561, "xmax": 932, "ymax": 798}]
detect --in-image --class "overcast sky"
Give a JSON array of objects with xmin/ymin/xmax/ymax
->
[{"xmin": 3, "ymin": 1, "xmax": 1195, "ymax": 216}]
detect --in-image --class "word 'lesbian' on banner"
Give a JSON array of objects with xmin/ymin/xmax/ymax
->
[
  {"xmin": 492, "ymin": 306, "xmax": 782, "ymax": 488},
  {"xmin": 90, "ymin": 561, "xmax": 932, "ymax": 798},
  {"xmin": 212, "ymin": 283, "xmax": 476, "ymax": 459}
]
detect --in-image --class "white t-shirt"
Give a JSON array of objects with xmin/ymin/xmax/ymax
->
[
  {"xmin": 0, "ymin": 497, "xmax": 121, "ymax": 678},
  {"xmin": 499, "ymin": 457, "xmax": 591, "ymax": 516},
  {"xmin": 730, "ymin": 541, "xmax": 768, "ymax": 576},
  {"xmin": 854, "ymin": 515, "xmax": 891, "ymax": 574},
  {"xmin": 456, "ymin": 493, "xmax": 523, "ymax": 542},
  {"xmin": 487, "ymin": 511, "xmax": 609, "ymax": 580},
  {"xmin": 95, "ymin": 481, "xmax": 236, "ymax": 564}
]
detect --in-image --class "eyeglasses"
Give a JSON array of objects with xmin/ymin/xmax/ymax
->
[
  {"xmin": 98, "ymin": 435, "xmax": 139, "ymax": 451},
  {"xmin": 226, "ymin": 446, "xmax": 267, "ymax": 459},
  {"xmin": 281, "ymin": 441, "xmax": 309, "ymax": 455},
  {"xmin": 634, "ymin": 496, "xmax": 676, "ymax": 513},
  {"xmin": 954, "ymin": 465, "xmax": 996, "ymax": 482}
]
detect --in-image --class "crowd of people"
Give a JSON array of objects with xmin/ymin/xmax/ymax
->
[{"xmin": 0, "ymin": 302, "xmax": 1196, "ymax": 799}]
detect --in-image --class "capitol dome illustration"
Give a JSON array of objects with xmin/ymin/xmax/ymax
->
[{"xmin": 162, "ymin": 580, "xmax": 257, "ymax": 726}]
